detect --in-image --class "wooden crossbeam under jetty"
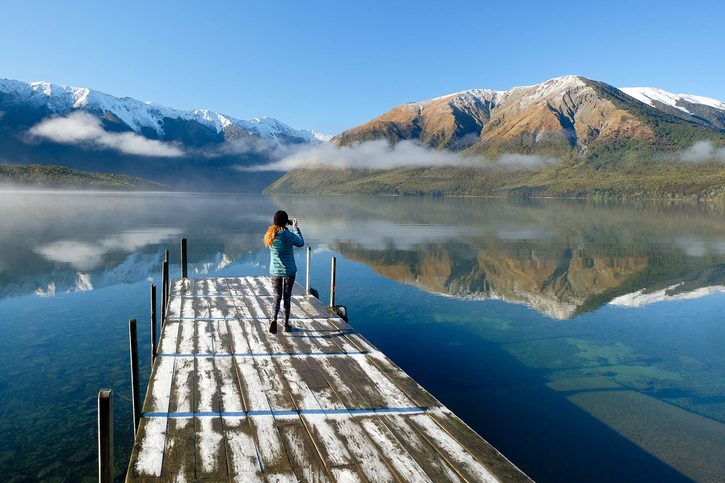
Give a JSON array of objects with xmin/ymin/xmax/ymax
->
[{"xmin": 125, "ymin": 276, "xmax": 530, "ymax": 482}]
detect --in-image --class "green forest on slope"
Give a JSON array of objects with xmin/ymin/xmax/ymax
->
[{"xmin": 0, "ymin": 164, "xmax": 168, "ymax": 190}]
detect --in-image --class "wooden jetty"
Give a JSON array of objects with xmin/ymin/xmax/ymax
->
[{"xmin": 124, "ymin": 275, "xmax": 530, "ymax": 482}]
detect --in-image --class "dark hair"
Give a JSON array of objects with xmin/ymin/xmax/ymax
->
[{"xmin": 273, "ymin": 210, "xmax": 289, "ymax": 227}]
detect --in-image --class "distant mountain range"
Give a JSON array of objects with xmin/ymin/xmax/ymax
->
[
  {"xmin": 269, "ymin": 76, "xmax": 725, "ymax": 198},
  {"xmin": 0, "ymin": 78, "xmax": 323, "ymax": 191},
  {"xmin": 3, "ymin": 75, "xmax": 725, "ymax": 196}
]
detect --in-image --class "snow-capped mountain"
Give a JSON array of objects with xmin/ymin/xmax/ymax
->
[
  {"xmin": 0, "ymin": 78, "xmax": 321, "ymax": 144},
  {"xmin": 0, "ymin": 77, "xmax": 327, "ymax": 190},
  {"xmin": 620, "ymin": 87, "xmax": 725, "ymax": 115},
  {"xmin": 332, "ymin": 75, "xmax": 725, "ymax": 151},
  {"xmin": 620, "ymin": 86, "xmax": 725, "ymax": 130}
]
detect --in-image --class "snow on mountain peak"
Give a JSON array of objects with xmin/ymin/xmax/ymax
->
[
  {"xmin": 620, "ymin": 87, "xmax": 725, "ymax": 115},
  {"xmin": 0, "ymin": 78, "xmax": 321, "ymax": 144}
]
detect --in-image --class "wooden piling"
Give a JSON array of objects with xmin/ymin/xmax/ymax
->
[
  {"xmin": 97, "ymin": 389, "xmax": 113, "ymax": 483},
  {"xmin": 150, "ymin": 284, "xmax": 157, "ymax": 360},
  {"xmin": 306, "ymin": 246, "xmax": 311, "ymax": 294},
  {"xmin": 181, "ymin": 238, "xmax": 188, "ymax": 279},
  {"xmin": 329, "ymin": 256, "xmax": 336, "ymax": 307},
  {"xmin": 129, "ymin": 319, "xmax": 141, "ymax": 437},
  {"xmin": 161, "ymin": 254, "xmax": 169, "ymax": 326}
]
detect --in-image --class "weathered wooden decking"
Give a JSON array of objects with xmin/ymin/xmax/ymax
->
[{"xmin": 126, "ymin": 276, "xmax": 530, "ymax": 482}]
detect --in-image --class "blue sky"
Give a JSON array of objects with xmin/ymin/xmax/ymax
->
[{"xmin": 1, "ymin": 0, "xmax": 723, "ymax": 134}]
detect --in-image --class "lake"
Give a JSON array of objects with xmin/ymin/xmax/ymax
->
[{"xmin": 0, "ymin": 191, "xmax": 724, "ymax": 482}]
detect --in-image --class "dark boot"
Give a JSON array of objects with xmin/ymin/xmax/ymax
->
[
  {"xmin": 269, "ymin": 320, "xmax": 277, "ymax": 334},
  {"xmin": 284, "ymin": 322, "xmax": 292, "ymax": 332}
]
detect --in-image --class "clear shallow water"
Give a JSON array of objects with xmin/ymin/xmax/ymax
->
[{"xmin": 0, "ymin": 192, "xmax": 724, "ymax": 482}]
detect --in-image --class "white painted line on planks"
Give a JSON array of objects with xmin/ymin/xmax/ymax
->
[
  {"xmin": 157, "ymin": 351, "xmax": 369, "ymax": 358},
  {"xmin": 143, "ymin": 407, "xmax": 429, "ymax": 418}
]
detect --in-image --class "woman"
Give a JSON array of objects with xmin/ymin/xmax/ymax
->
[{"xmin": 263, "ymin": 210, "xmax": 304, "ymax": 333}]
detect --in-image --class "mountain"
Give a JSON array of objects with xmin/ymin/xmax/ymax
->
[
  {"xmin": 0, "ymin": 78, "xmax": 322, "ymax": 191},
  {"xmin": 332, "ymin": 76, "xmax": 725, "ymax": 157},
  {"xmin": 269, "ymin": 76, "xmax": 725, "ymax": 198},
  {"xmin": 0, "ymin": 78, "xmax": 319, "ymax": 144}
]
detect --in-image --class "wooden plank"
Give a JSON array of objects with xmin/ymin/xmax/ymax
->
[
  {"xmin": 214, "ymin": 343, "xmax": 249, "ymax": 478},
  {"xmin": 306, "ymin": 318, "xmax": 361, "ymax": 354},
  {"xmin": 207, "ymin": 296, "xmax": 242, "ymax": 320},
  {"xmin": 193, "ymin": 295, "xmax": 211, "ymax": 319},
  {"xmin": 225, "ymin": 300, "xmax": 299, "ymax": 481},
  {"xmin": 160, "ymin": 328, "xmax": 196, "ymax": 481},
  {"xmin": 382, "ymin": 414, "xmax": 464, "ymax": 482},
  {"xmin": 426, "ymin": 410, "xmax": 532, "ymax": 483},
  {"xmin": 357, "ymin": 415, "xmax": 434, "ymax": 483},
  {"xmin": 269, "ymin": 318, "xmax": 412, "ymax": 482},
  {"xmin": 244, "ymin": 287, "xmax": 435, "ymax": 481},
  {"xmin": 193, "ymin": 314, "xmax": 229, "ymax": 480},
  {"xmin": 245, "ymin": 312, "xmax": 366, "ymax": 480},
  {"xmin": 408, "ymin": 413, "xmax": 502, "ymax": 483},
  {"xmin": 276, "ymin": 414, "xmax": 332, "ymax": 482},
  {"xmin": 126, "ymin": 417, "xmax": 169, "ymax": 480},
  {"xmin": 157, "ymin": 320, "xmax": 180, "ymax": 355},
  {"xmin": 170, "ymin": 278, "xmax": 190, "ymax": 296},
  {"xmin": 127, "ymin": 322, "xmax": 179, "ymax": 479}
]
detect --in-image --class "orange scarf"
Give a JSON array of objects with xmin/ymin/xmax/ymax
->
[{"xmin": 264, "ymin": 225, "xmax": 284, "ymax": 247}]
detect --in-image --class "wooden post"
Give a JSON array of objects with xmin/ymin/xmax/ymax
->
[
  {"xmin": 306, "ymin": 246, "xmax": 311, "ymax": 295},
  {"xmin": 181, "ymin": 238, "xmax": 188, "ymax": 279},
  {"xmin": 97, "ymin": 389, "xmax": 113, "ymax": 483},
  {"xmin": 162, "ymin": 251, "xmax": 169, "ymax": 326},
  {"xmin": 329, "ymin": 256, "xmax": 336, "ymax": 308},
  {"xmin": 161, "ymin": 250, "xmax": 171, "ymax": 326},
  {"xmin": 150, "ymin": 284, "xmax": 157, "ymax": 360},
  {"xmin": 129, "ymin": 319, "xmax": 141, "ymax": 437}
]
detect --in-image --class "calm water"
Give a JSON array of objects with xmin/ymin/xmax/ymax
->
[{"xmin": 1, "ymin": 192, "xmax": 724, "ymax": 482}]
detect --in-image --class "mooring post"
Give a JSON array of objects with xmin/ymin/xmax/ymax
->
[
  {"xmin": 181, "ymin": 238, "xmax": 188, "ymax": 279},
  {"xmin": 129, "ymin": 319, "xmax": 141, "ymax": 437},
  {"xmin": 161, "ymin": 261, "xmax": 167, "ymax": 325},
  {"xmin": 306, "ymin": 246, "xmax": 312, "ymax": 295},
  {"xmin": 162, "ymin": 251, "xmax": 169, "ymax": 326},
  {"xmin": 150, "ymin": 284, "xmax": 157, "ymax": 360},
  {"xmin": 97, "ymin": 389, "xmax": 113, "ymax": 483},
  {"xmin": 329, "ymin": 256, "xmax": 336, "ymax": 308}
]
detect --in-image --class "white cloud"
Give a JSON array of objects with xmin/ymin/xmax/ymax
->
[
  {"xmin": 28, "ymin": 112, "xmax": 184, "ymax": 157},
  {"xmin": 34, "ymin": 227, "xmax": 182, "ymax": 270},
  {"xmin": 678, "ymin": 140, "xmax": 725, "ymax": 163},
  {"xmin": 238, "ymin": 139, "xmax": 559, "ymax": 172}
]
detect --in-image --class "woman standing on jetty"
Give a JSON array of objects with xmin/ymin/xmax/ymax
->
[{"xmin": 264, "ymin": 210, "xmax": 304, "ymax": 333}]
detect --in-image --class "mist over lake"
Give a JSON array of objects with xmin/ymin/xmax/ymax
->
[{"xmin": 0, "ymin": 191, "xmax": 724, "ymax": 481}]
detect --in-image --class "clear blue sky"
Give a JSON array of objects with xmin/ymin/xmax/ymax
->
[{"xmin": 1, "ymin": 0, "xmax": 723, "ymax": 134}]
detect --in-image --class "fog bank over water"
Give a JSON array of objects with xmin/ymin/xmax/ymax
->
[{"xmin": 240, "ymin": 140, "xmax": 559, "ymax": 171}]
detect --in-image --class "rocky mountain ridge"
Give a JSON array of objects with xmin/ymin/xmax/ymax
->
[{"xmin": 332, "ymin": 75, "xmax": 725, "ymax": 158}]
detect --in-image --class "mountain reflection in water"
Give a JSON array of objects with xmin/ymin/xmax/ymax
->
[
  {"xmin": 3, "ymin": 192, "xmax": 725, "ymax": 317},
  {"xmin": 281, "ymin": 196, "xmax": 725, "ymax": 319}
]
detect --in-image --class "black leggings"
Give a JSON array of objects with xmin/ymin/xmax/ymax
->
[{"xmin": 271, "ymin": 274, "xmax": 295, "ymax": 323}]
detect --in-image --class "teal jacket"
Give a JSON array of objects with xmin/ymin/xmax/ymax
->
[{"xmin": 269, "ymin": 227, "xmax": 304, "ymax": 276}]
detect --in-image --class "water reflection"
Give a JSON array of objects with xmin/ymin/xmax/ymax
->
[
  {"xmin": 280, "ymin": 196, "xmax": 725, "ymax": 319},
  {"xmin": 5, "ymin": 193, "xmax": 725, "ymax": 320},
  {"xmin": 0, "ymin": 192, "xmax": 275, "ymax": 299}
]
